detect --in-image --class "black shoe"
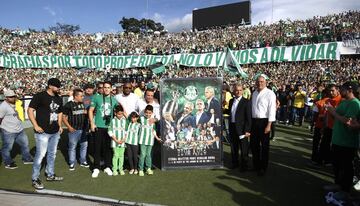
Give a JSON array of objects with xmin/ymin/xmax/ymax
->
[
  {"xmin": 32, "ymin": 178, "xmax": 44, "ymax": 190},
  {"xmin": 5, "ymin": 162, "xmax": 18, "ymax": 169},
  {"xmin": 80, "ymin": 162, "xmax": 90, "ymax": 168},
  {"xmin": 46, "ymin": 175, "xmax": 64, "ymax": 181}
]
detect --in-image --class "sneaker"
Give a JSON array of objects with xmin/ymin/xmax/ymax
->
[
  {"xmin": 120, "ymin": 170, "xmax": 125, "ymax": 176},
  {"xmin": 92, "ymin": 169, "xmax": 100, "ymax": 178},
  {"xmin": 354, "ymin": 180, "xmax": 360, "ymax": 191},
  {"xmin": 104, "ymin": 167, "xmax": 113, "ymax": 176},
  {"xmin": 23, "ymin": 159, "xmax": 34, "ymax": 165},
  {"xmin": 113, "ymin": 171, "xmax": 119, "ymax": 176},
  {"xmin": 139, "ymin": 171, "xmax": 144, "ymax": 177},
  {"xmin": 5, "ymin": 162, "xmax": 18, "ymax": 169},
  {"xmin": 80, "ymin": 162, "xmax": 89, "ymax": 168},
  {"xmin": 146, "ymin": 168, "xmax": 154, "ymax": 175},
  {"xmin": 134, "ymin": 170, "xmax": 139, "ymax": 175},
  {"xmin": 32, "ymin": 178, "xmax": 44, "ymax": 190},
  {"xmin": 69, "ymin": 164, "xmax": 75, "ymax": 171},
  {"xmin": 46, "ymin": 175, "xmax": 63, "ymax": 181},
  {"xmin": 129, "ymin": 169, "xmax": 134, "ymax": 175}
]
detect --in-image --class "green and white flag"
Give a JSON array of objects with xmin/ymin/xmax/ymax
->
[
  {"xmin": 223, "ymin": 47, "xmax": 248, "ymax": 78},
  {"xmin": 149, "ymin": 62, "xmax": 166, "ymax": 74}
]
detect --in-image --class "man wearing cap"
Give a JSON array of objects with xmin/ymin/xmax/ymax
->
[
  {"xmin": 28, "ymin": 78, "xmax": 64, "ymax": 190},
  {"xmin": 326, "ymin": 81, "xmax": 360, "ymax": 196},
  {"xmin": 250, "ymin": 74, "xmax": 277, "ymax": 176},
  {"xmin": 0, "ymin": 90, "xmax": 33, "ymax": 169}
]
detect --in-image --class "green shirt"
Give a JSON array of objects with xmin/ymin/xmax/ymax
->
[
  {"xmin": 108, "ymin": 117, "xmax": 127, "ymax": 148},
  {"xmin": 332, "ymin": 98, "xmax": 360, "ymax": 148},
  {"xmin": 126, "ymin": 122, "xmax": 140, "ymax": 145},
  {"xmin": 139, "ymin": 116, "xmax": 156, "ymax": 146},
  {"xmin": 90, "ymin": 94, "xmax": 118, "ymax": 128}
]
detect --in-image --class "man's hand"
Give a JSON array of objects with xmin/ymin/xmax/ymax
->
[
  {"xmin": 264, "ymin": 125, "xmax": 271, "ymax": 134},
  {"xmin": 34, "ymin": 125, "xmax": 44, "ymax": 133},
  {"xmin": 90, "ymin": 123, "xmax": 96, "ymax": 132}
]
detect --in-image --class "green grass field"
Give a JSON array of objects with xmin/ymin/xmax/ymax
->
[{"xmin": 0, "ymin": 124, "xmax": 336, "ymax": 205}]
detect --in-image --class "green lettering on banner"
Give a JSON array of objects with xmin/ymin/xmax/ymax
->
[
  {"xmin": 89, "ymin": 56, "xmax": 96, "ymax": 68},
  {"xmin": 316, "ymin": 44, "xmax": 325, "ymax": 59},
  {"xmin": 117, "ymin": 57, "xmax": 124, "ymax": 69},
  {"xmin": 249, "ymin": 50, "xmax": 258, "ymax": 63},
  {"xmin": 30, "ymin": 56, "xmax": 36, "ymax": 67},
  {"xmin": 186, "ymin": 54, "xmax": 195, "ymax": 66},
  {"xmin": 167, "ymin": 55, "xmax": 175, "ymax": 65},
  {"xmin": 144, "ymin": 55, "xmax": 151, "ymax": 66},
  {"xmin": 291, "ymin": 45, "xmax": 301, "ymax": 61},
  {"xmin": 24, "ymin": 56, "xmax": 31, "ymax": 67},
  {"xmin": 161, "ymin": 56, "xmax": 168, "ymax": 65},
  {"xmin": 138, "ymin": 56, "xmax": 146, "ymax": 67},
  {"xmin": 326, "ymin": 42, "xmax": 337, "ymax": 59},
  {"xmin": 179, "ymin": 54, "xmax": 187, "ymax": 65},
  {"xmin": 58, "ymin": 56, "xmax": 65, "ymax": 67},
  {"xmin": 50, "ymin": 56, "xmax": 56, "ymax": 67},
  {"xmin": 260, "ymin": 48, "xmax": 269, "ymax": 63},
  {"xmin": 110, "ymin": 57, "xmax": 117, "ymax": 68},
  {"xmin": 123, "ymin": 56, "xmax": 131, "ymax": 68},
  {"xmin": 42, "ymin": 56, "xmax": 49, "ymax": 68},
  {"xmin": 104, "ymin": 56, "xmax": 110, "ymax": 67},
  {"xmin": 82, "ymin": 56, "xmax": 89, "ymax": 68},
  {"xmin": 152, "ymin": 56, "xmax": 161, "ymax": 65},
  {"xmin": 64, "ymin": 56, "xmax": 71, "ymax": 68},
  {"xmin": 3, "ymin": 56, "xmax": 9, "ymax": 68},
  {"xmin": 130, "ymin": 56, "xmax": 138, "ymax": 67},
  {"xmin": 279, "ymin": 47, "xmax": 288, "ymax": 62},
  {"xmin": 35, "ymin": 56, "xmax": 42, "ymax": 68},
  {"xmin": 17, "ymin": 56, "xmax": 25, "ymax": 68},
  {"xmin": 73, "ymin": 56, "xmax": 81, "ymax": 67},
  {"xmin": 305, "ymin": 45, "xmax": 316, "ymax": 60},
  {"xmin": 194, "ymin": 54, "xmax": 202, "ymax": 67},
  {"xmin": 235, "ymin": 51, "xmax": 241, "ymax": 62},
  {"xmin": 300, "ymin": 45, "xmax": 307, "ymax": 61},
  {"xmin": 96, "ymin": 56, "xmax": 102, "ymax": 68},
  {"xmin": 240, "ymin": 50, "xmax": 249, "ymax": 64},
  {"xmin": 215, "ymin": 52, "xmax": 223, "ymax": 66},
  {"xmin": 10, "ymin": 56, "xmax": 17, "ymax": 68},
  {"xmin": 271, "ymin": 47, "xmax": 280, "ymax": 62},
  {"xmin": 204, "ymin": 53, "xmax": 212, "ymax": 66}
]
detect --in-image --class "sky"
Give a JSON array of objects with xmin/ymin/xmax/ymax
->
[{"xmin": 0, "ymin": 0, "xmax": 359, "ymax": 33}]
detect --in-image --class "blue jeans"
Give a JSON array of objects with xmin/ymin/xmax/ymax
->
[
  {"xmin": 32, "ymin": 132, "xmax": 60, "ymax": 180},
  {"xmin": 68, "ymin": 130, "xmax": 87, "ymax": 165},
  {"xmin": 1, "ymin": 129, "xmax": 32, "ymax": 165}
]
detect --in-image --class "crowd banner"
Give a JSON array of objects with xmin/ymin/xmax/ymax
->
[
  {"xmin": 160, "ymin": 77, "xmax": 223, "ymax": 170},
  {"xmin": 0, "ymin": 42, "xmax": 342, "ymax": 69},
  {"xmin": 340, "ymin": 39, "xmax": 360, "ymax": 55}
]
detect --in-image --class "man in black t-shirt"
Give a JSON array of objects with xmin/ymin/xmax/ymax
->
[
  {"xmin": 28, "ymin": 78, "xmax": 63, "ymax": 190},
  {"xmin": 62, "ymin": 88, "xmax": 88, "ymax": 171},
  {"xmin": 276, "ymin": 84, "xmax": 289, "ymax": 123}
]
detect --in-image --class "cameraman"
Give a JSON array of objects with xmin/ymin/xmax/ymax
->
[{"xmin": 88, "ymin": 81, "xmax": 118, "ymax": 178}]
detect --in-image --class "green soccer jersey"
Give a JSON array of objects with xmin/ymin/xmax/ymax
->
[
  {"xmin": 90, "ymin": 94, "xmax": 118, "ymax": 128},
  {"xmin": 108, "ymin": 117, "xmax": 127, "ymax": 148},
  {"xmin": 332, "ymin": 98, "xmax": 360, "ymax": 148},
  {"xmin": 126, "ymin": 122, "xmax": 141, "ymax": 145},
  {"xmin": 139, "ymin": 116, "xmax": 156, "ymax": 146}
]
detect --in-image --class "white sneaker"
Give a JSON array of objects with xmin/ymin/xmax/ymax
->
[
  {"xmin": 92, "ymin": 169, "xmax": 100, "ymax": 178},
  {"xmin": 354, "ymin": 180, "xmax": 360, "ymax": 191},
  {"xmin": 104, "ymin": 167, "xmax": 113, "ymax": 176}
]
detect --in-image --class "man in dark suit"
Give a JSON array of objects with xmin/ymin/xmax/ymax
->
[
  {"xmin": 194, "ymin": 99, "xmax": 210, "ymax": 126},
  {"xmin": 225, "ymin": 83, "xmax": 252, "ymax": 171},
  {"xmin": 176, "ymin": 101, "xmax": 195, "ymax": 128},
  {"xmin": 204, "ymin": 86, "xmax": 221, "ymax": 124}
]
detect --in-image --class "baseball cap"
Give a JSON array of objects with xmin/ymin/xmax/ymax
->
[
  {"xmin": 4, "ymin": 90, "xmax": 16, "ymax": 97},
  {"xmin": 48, "ymin": 78, "xmax": 62, "ymax": 88},
  {"xmin": 340, "ymin": 81, "xmax": 358, "ymax": 91}
]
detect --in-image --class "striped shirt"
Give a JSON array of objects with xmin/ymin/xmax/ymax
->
[
  {"xmin": 139, "ymin": 116, "xmax": 156, "ymax": 146},
  {"xmin": 108, "ymin": 117, "xmax": 127, "ymax": 148},
  {"xmin": 63, "ymin": 101, "xmax": 86, "ymax": 130},
  {"xmin": 126, "ymin": 122, "xmax": 141, "ymax": 145}
]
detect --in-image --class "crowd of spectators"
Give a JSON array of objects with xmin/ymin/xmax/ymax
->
[{"xmin": 0, "ymin": 11, "xmax": 359, "ymax": 56}]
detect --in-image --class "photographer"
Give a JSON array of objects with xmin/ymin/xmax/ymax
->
[{"xmin": 88, "ymin": 81, "xmax": 118, "ymax": 178}]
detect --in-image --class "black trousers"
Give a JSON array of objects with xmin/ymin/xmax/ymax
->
[
  {"xmin": 311, "ymin": 127, "xmax": 322, "ymax": 163},
  {"xmin": 94, "ymin": 128, "xmax": 112, "ymax": 169},
  {"xmin": 250, "ymin": 118, "xmax": 270, "ymax": 171},
  {"xmin": 229, "ymin": 123, "xmax": 249, "ymax": 168},
  {"xmin": 126, "ymin": 143, "xmax": 139, "ymax": 170},
  {"xmin": 332, "ymin": 144, "xmax": 356, "ymax": 192},
  {"xmin": 320, "ymin": 127, "xmax": 332, "ymax": 163}
]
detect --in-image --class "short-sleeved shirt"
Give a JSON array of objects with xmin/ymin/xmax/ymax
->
[
  {"xmin": 108, "ymin": 117, "xmax": 127, "ymax": 148},
  {"xmin": 332, "ymin": 98, "xmax": 360, "ymax": 148},
  {"xmin": 63, "ymin": 101, "xmax": 86, "ymax": 130},
  {"xmin": 90, "ymin": 94, "xmax": 118, "ymax": 128},
  {"xmin": 28, "ymin": 91, "xmax": 63, "ymax": 134},
  {"xmin": 0, "ymin": 101, "xmax": 23, "ymax": 133},
  {"xmin": 293, "ymin": 90, "xmax": 306, "ymax": 108},
  {"xmin": 126, "ymin": 122, "xmax": 140, "ymax": 145},
  {"xmin": 138, "ymin": 116, "xmax": 156, "ymax": 146}
]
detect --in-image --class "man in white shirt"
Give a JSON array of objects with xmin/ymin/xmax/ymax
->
[
  {"xmin": 251, "ymin": 75, "xmax": 277, "ymax": 176},
  {"xmin": 138, "ymin": 89, "xmax": 160, "ymax": 121},
  {"xmin": 115, "ymin": 82, "xmax": 140, "ymax": 117}
]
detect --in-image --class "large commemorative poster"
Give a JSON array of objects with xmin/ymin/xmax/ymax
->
[{"xmin": 160, "ymin": 77, "xmax": 223, "ymax": 170}]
